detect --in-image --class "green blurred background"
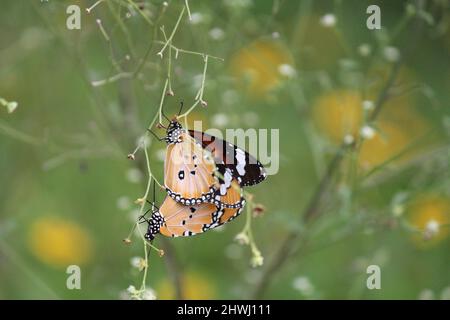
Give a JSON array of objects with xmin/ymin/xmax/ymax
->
[{"xmin": 1, "ymin": 0, "xmax": 449, "ymax": 299}]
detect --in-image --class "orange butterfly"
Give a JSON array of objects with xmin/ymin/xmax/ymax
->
[
  {"xmin": 157, "ymin": 119, "xmax": 262, "ymax": 208},
  {"xmin": 144, "ymin": 179, "xmax": 244, "ymax": 240},
  {"xmin": 143, "ymin": 110, "xmax": 266, "ymax": 240}
]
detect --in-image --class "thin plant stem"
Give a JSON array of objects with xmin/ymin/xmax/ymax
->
[
  {"xmin": 86, "ymin": 0, "xmax": 105, "ymax": 13},
  {"xmin": 154, "ymin": 41, "xmax": 224, "ymax": 61},
  {"xmin": 127, "ymin": 0, "xmax": 154, "ymax": 26},
  {"xmin": 157, "ymin": 7, "xmax": 186, "ymax": 58},
  {"xmin": 158, "ymin": 79, "xmax": 169, "ymax": 125},
  {"xmin": 178, "ymin": 55, "xmax": 209, "ymax": 121},
  {"xmin": 250, "ymin": 0, "xmax": 426, "ymax": 297},
  {"xmin": 185, "ymin": 0, "xmax": 192, "ymax": 21},
  {"xmin": 133, "ymin": 2, "xmax": 170, "ymax": 77}
]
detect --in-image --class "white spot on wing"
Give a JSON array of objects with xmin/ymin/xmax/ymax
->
[
  {"xmin": 220, "ymin": 168, "xmax": 233, "ymax": 195},
  {"xmin": 235, "ymin": 149, "xmax": 246, "ymax": 176}
]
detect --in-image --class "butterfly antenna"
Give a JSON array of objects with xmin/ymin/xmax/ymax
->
[
  {"xmin": 152, "ymin": 178, "xmax": 156, "ymax": 205},
  {"xmin": 160, "ymin": 102, "xmax": 171, "ymax": 122},
  {"xmin": 162, "ymin": 110, "xmax": 170, "ymax": 122},
  {"xmin": 144, "ymin": 180, "xmax": 160, "ymax": 211},
  {"xmin": 145, "ymin": 200, "xmax": 159, "ymax": 211}
]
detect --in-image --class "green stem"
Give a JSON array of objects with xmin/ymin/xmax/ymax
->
[
  {"xmin": 127, "ymin": 0, "xmax": 154, "ymax": 26},
  {"xmin": 157, "ymin": 7, "xmax": 186, "ymax": 58}
]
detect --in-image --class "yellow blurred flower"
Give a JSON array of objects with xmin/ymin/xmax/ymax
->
[
  {"xmin": 229, "ymin": 39, "xmax": 293, "ymax": 97},
  {"xmin": 359, "ymin": 121, "xmax": 411, "ymax": 169},
  {"xmin": 407, "ymin": 195, "xmax": 450, "ymax": 248},
  {"xmin": 157, "ymin": 272, "xmax": 216, "ymax": 300},
  {"xmin": 360, "ymin": 108, "xmax": 429, "ymax": 169},
  {"xmin": 295, "ymin": 15, "xmax": 345, "ymax": 70},
  {"xmin": 312, "ymin": 90, "xmax": 363, "ymax": 144},
  {"xmin": 312, "ymin": 87, "xmax": 430, "ymax": 169},
  {"xmin": 28, "ymin": 217, "xmax": 93, "ymax": 267},
  {"xmin": 366, "ymin": 65, "xmax": 416, "ymax": 120}
]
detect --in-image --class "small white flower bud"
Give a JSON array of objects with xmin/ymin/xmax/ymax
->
[
  {"xmin": 343, "ymin": 134, "xmax": 354, "ymax": 145},
  {"xmin": 362, "ymin": 100, "xmax": 374, "ymax": 111},
  {"xmin": 360, "ymin": 126, "xmax": 376, "ymax": 139},
  {"xmin": 320, "ymin": 14, "xmax": 336, "ymax": 27},
  {"xmin": 234, "ymin": 232, "xmax": 249, "ymax": 245}
]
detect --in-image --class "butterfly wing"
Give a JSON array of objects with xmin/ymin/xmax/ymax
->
[
  {"xmin": 164, "ymin": 132, "xmax": 218, "ymax": 205},
  {"xmin": 188, "ymin": 130, "xmax": 267, "ymax": 187},
  {"xmin": 219, "ymin": 207, "xmax": 244, "ymax": 225},
  {"xmin": 210, "ymin": 177, "xmax": 245, "ymax": 209},
  {"xmin": 158, "ymin": 196, "xmax": 244, "ymax": 238}
]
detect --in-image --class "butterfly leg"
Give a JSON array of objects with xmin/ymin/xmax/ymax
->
[
  {"xmin": 139, "ymin": 202, "xmax": 158, "ymax": 222},
  {"xmin": 138, "ymin": 215, "xmax": 149, "ymax": 224},
  {"xmin": 147, "ymin": 128, "xmax": 165, "ymax": 141},
  {"xmin": 145, "ymin": 199, "xmax": 160, "ymax": 211}
]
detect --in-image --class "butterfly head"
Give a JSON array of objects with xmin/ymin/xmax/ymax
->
[
  {"xmin": 165, "ymin": 120, "xmax": 183, "ymax": 144},
  {"xmin": 144, "ymin": 209, "xmax": 164, "ymax": 241}
]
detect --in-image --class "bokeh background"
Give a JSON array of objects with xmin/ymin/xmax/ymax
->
[{"xmin": 1, "ymin": 0, "xmax": 450, "ymax": 299}]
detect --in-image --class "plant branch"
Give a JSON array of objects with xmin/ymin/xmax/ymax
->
[
  {"xmin": 156, "ymin": 6, "xmax": 185, "ymax": 58},
  {"xmin": 250, "ymin": 0, "xmax": 426, "ymax": 299}
]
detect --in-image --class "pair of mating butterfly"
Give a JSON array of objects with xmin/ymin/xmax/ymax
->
[{"xmin": 141, "ymin": 110, "xmax": 267, "ymax": 241}]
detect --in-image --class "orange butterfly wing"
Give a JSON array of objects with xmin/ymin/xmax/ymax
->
[
  {"xmin": 219, "ymin": 207, "xmax": 243, "ymax": 225},
  {"xmin": 210, "ymin": 178, "xmax": 245, "ymax": 209},
  {"xmin": 158, "ymin": 196, "xmax": 244, "ymax": 238},
  {"xmin": 164, "ymin": 132, "xmax": 218, "ymax": 205}
]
